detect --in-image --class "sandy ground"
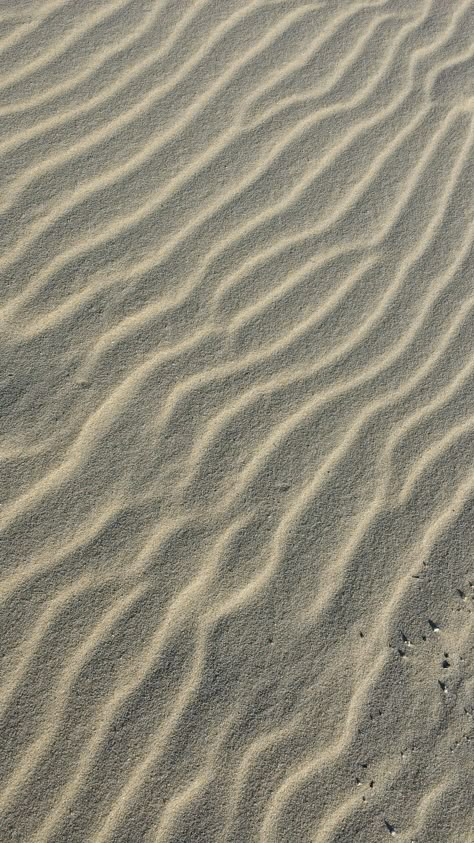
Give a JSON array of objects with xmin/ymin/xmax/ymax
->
[{"xmin": 0, "ymin": 0, "xmax": 473, "ymax": 841}]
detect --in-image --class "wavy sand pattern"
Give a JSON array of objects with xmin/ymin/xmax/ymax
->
[{"xmin": 0, "ymin": 0, "xmax": 473, "ymax": 840}]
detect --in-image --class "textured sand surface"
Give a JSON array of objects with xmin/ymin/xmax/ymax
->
[{"xmin": 0, "ymin": 0, "xmax": 473, "ymax": 841}]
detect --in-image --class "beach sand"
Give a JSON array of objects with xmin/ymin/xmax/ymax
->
[{"xmin": 0, "ymin": 0, "xmax": 473, "ymax": 840}]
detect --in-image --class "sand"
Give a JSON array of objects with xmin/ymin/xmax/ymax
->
[{"xmin": 0, "ymin": 0, "xmax": 473, "ymax": 840}]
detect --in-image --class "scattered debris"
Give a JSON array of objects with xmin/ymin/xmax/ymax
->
[{"xmin": 384, "ymin": 819, "xmax": 396, "ymax": 836}]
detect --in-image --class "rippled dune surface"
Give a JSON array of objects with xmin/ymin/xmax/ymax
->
[{"xmin": 0, "ymin": 0, "xmax": 473, "ymax": 840}]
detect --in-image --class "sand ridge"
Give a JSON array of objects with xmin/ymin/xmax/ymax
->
[{"xmin": 0, "ymin": 0, "xmax": 473, "ymax": 841}]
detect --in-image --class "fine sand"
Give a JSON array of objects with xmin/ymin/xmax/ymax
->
[{"xmin": 0, "ymin": 0, "xmax": 473, "ymax": 841}]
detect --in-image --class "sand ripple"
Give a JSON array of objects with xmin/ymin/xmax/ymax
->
[{"xmin": 0, "ymin": 1, "xmax": 473, "ymax": 841}]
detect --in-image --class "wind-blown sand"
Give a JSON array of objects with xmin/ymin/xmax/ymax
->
[{"xmin": 0, "ymin": 0, "xmax": 473, "ymax": 840}]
